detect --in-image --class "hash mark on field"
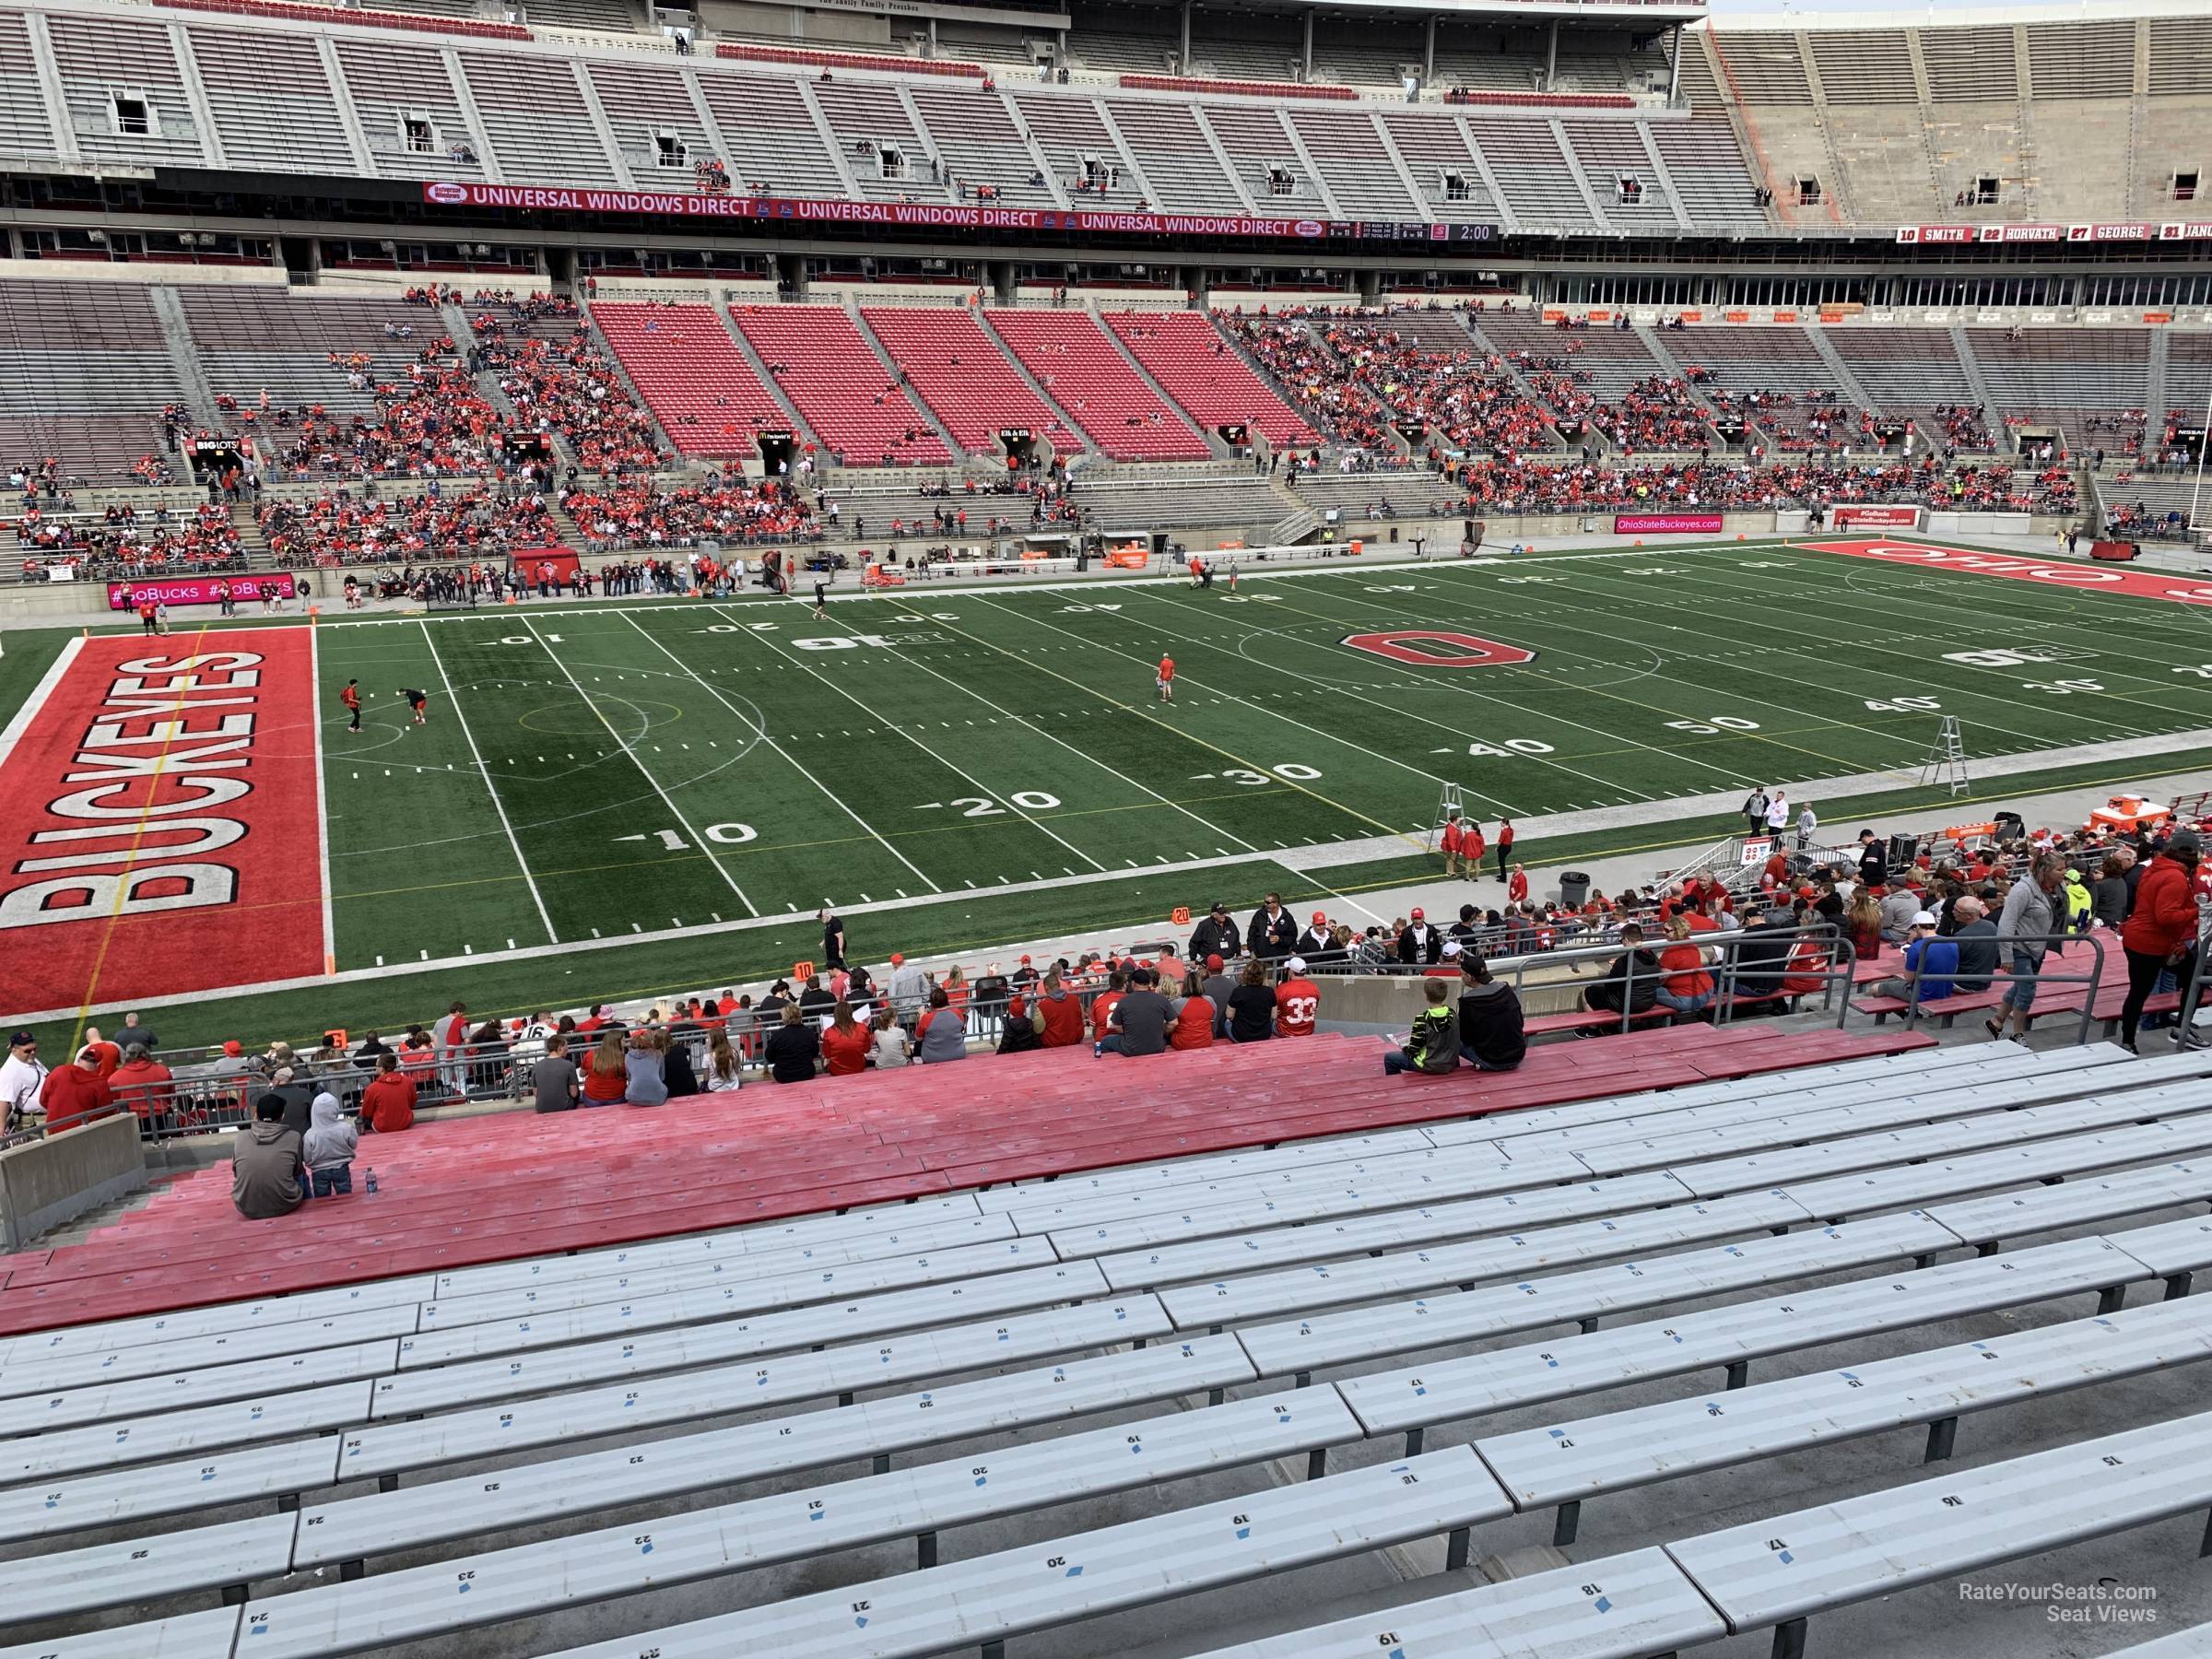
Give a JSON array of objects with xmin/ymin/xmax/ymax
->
[
  {"xmin": 592, "ymin": 927, "xmax": 602, "ymax": 938},
  {"xmin": 897, "ymin": 888, "xmax": 909, "ymax": 898},
  {"xmin": 375, "ymin": 956, "xmax": 384, "ymax": 967},
  {"xmin": 507, "ymin": 938, "xmax": 516, "ymax": 949}
]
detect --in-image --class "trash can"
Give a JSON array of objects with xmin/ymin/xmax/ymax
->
[{"xmin": 1559, "ymin": 870, "xmax": 1592, "ymax": 908}]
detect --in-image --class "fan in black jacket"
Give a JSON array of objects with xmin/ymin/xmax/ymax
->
[
  {"xmin": 1397, "ymin": 910, "xmax": 1442, "ymax": 965},
  {"xmin": 1247, "ymin": 896, "xmax": 1298, "ymax": 960},
  {"xmin": 1186, "ymin": 902, "xmax": 1241, "ymax": 962}
]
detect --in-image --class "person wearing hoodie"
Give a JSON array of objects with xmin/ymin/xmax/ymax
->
[
  {"xmin": 2120, "ymin": 829, "xmax": 2202, "ymax": 1052},
  {"xmin": 233, "ymin": 1094, "xmax": 306, "ymax": 1219},
  {"xmin": 109, "ymin": 1044, "xmax": 175, "ymax": 1125},
  {"xmin": 2062, "ymin": 865, "xmax": 2095, "ymax": 934},
  {"xmin": 1582, "ymin": 924, "xmax": 1663, "ymax": 1021},
  {"xmin": 997, "ymin": 992, "xmax": 1045, "ymax": 1054},
  {"xmin": 1384, "ymin": 979, "xmax": 1462, "ymax": 1075},
  {"xmin": 1457, "ymin": 954, "xmax": 1526, "ymax": 1071},
  {"xmin": 302, "ymin": 1090, "xmax": 359, "ymax": 1198},
  {"xmin": 37, "ymin": 1046, "xmax": 113, "ymax": 1133}
]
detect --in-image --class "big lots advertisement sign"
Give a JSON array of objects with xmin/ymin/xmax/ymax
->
[
  {"xmin": 1802, "ymin": 540, "xmax": 2212, "ymax": 608},
  {"xmin": 0, "ymin": 632, "xmax": 325, "ymax": 1014}
]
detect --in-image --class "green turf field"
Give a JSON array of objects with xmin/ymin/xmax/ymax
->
[{"xmin": 18, "ymin": 535, "xmax": 2212, "ymax": 1042}]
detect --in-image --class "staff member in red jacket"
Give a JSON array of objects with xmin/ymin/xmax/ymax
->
[
  {"xmin": 2120, "ymin": 830, "xmax": 2202, "ymax": 1052},
  {"xmin": 1495, "ymin": 818, "xmax": 1515, "ymax": 882}
]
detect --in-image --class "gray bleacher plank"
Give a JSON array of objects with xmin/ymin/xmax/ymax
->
[
  {"xmin": 1338, "ymin": 1234, "xmax": 2149, "ymax": 1444},
  {"xmin": 341, "ymin": 1294, "xmax": 1170, "ymax": 1478},
  {"xmin": 428, "ymin": 1193, "xmax": 990, "ymax": 1300},
  {"xmin": 415, "ymin": 1210, "xmax": 1021, "ymax": 1330},
  {"xmin": 527, "ymin": 1447, "xmax": 1507, "ymax": 1659},
  {"xmin": 1478, "ymin": 1296, "xmax": 2212, "ymax": 1530},
  {"xmin": 0, "ymin": 1303, "xmax": 419, "ymax": 1401},
  {"xmin": 1062, "ymin": 1168, "xmax": 1681, "ymax": 1274},
  {"xmin": 1088, "ymin": 1171, "xmax": 1696, "ymax": 1292},
  {"xmin": 980, "ymin": 1126, "xmax": 1441, "ymax": 1217},
  {"xmin": 2106, "ymin": 1215, "xmax": 2212, "ymax": 1296},
  {"xmin": 0, "ymin": 1432, "xmax": 339, "ymax": 1544},
  {"xmin": 2108, "ymin": 1625, "xmax": 2212, "ymax": 1655},
  {"xmin": 0, "ymin": 1605, "xmax": 241, "ymax": 1659},
  {"xmin": 1176, "ymin": 1545, "xmax": 1724, "ymax": 1659},
  {"xmin": 1576, "ymin": 1054, "xmax": 2208, "ymax": 1180},
  {"xmin": 1670, "ymin": 1081, "xmax": 2212, "ymax": 1200},
  {"xmin": 0, "ymin": 1337, "xmax": 398, "ymax": 1437},
  {"xmin": 1787, "ymin": 1116, "xmax": 2212, "ymax": 1220},
  {"xmin": 0, "ymin": 1511, "xmax": 297, "ymax": 1622},
  {"xmin": 0, "ymin": 1277, "xmax": 431, "ymax": 1376},
  {"xmin": 1422, "ymin": 1043, "xmax": 2100, "ymax": 1149},
  {"xmin": 1002, "ymin": 1141, "xmax": 1522, "ymax": 1240},
  {"xmin": 1926, "ymin": 1162, "xmax": 2212, "ymax": 1249},
  {"xmin": 1480, "ymin": 1043, "xmax": 2082, "ymax": 1162},
  {"xmin": 1163, "ymin": 1190, "xmax": 1811, "ymax": 1330},
  {"xmin": 981, "ymin": 1126, "xmax": 1441, "ymax": 1218},
  {"xmin": 1665, "ymin": 1407, "xmax": 2212, "ymax": 1636},
  {"xmin": 373, "ymin": 1260, "xmax": 1110, "ymax": 1415},
  {"xmin": 242, "ymin": 1391, "xmax": 1364, "ymax": 1658},
  {"xmin": 2, "ymin": 1379, "xmax": 373, "ymax": 1483},
  {"xmin": 402, "ymin": 1235, "xmax": 1062, "ymax": 1364},
  {"xmin": 1233, "ymin": 1210, "xmax": 1957, "ymax": 1380},
  {"xmin": 299, "ymin": 1334, "xmax": 1253, "ymax": 1568}
]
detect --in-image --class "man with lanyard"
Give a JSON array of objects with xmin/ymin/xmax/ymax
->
[{"xmin": 1, "ymin": 1030, "xmax": 47, "ymax": 1135}]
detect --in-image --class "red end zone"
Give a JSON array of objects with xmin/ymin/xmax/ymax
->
[
  {"xmin": 0, "ymin": 629, "xmax": 325, "ymax": 1015},
  {"xmin": 1800, "ymin": 539, "xmax": 2212, "ymax": 608}
]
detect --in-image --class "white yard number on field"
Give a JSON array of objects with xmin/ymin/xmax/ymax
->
[
  {"xmin": 887, "ymin": 613, "xmax": 960, "ymax": 623},
  {"xmin": 620, "ymin": 823, "xmax": 756, "ymax": 851},
  {"xmin": 1622, "ymin": 567, "xmax": 1681, "ymax": 576},
  {"xmin": 1057, "ymin": 603, "xmax": 1122, "ymax": 613},
  {"xmin": 923, "ymin": 793, "xmax": 1063, "ymax": 817},
  {"xmin": 1220, "ymin": 764, "xmax": 1324, "ymax": 785},
  {"xmin": 1465, "ymin": 739, "xmax": 1556, "ymax": 757},
  {"xmin": 1499, "ymin": 575, "xmax": 1563, "ymax": 585},
  {"xmin": 1864, "ymin": 696, "xmax": 1941, "ymax": 712},
  {"xmin": 2022, "ymin": 678, "xmax": 2104, "ymax": 695},
  {"xmin": 1665, "ymin": 716, "xmax": 1762, "ymax": 735}
]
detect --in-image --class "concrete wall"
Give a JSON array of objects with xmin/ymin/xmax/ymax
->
[{"xmin": 0, "ymin": 1112, "xmax": 146, "ymax": 1251}]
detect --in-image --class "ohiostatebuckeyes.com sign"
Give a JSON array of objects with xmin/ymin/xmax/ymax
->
[
  {"xmin": 1614, "ymin": 512, "xmax": 1724, "ymax": 534},
  {"xmin": 107, "ymin": 573, "xmax": 297, "ymax": 610},
  {"xmin": 419, "ymin": 182, "xmax": 1495, "ymax": 244}
]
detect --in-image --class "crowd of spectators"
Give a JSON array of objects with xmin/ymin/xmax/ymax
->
[
  {"xmin": 472, "ymin": 298, "xmax": 665, "ymax": 477},
  {"xmin": 14, "ymin": 500, "xmax": 243, "ymax": 582},
  {"xmin": 558, "ymin": 471, "xmax": 817, "ymax": 551},
  {"xmin": 260, "ymin": 486, "xmax": 559, "ymax": 568},
  {"xmin": 244, "ymin": 341, "xmax": 510, "ymax": 479}
]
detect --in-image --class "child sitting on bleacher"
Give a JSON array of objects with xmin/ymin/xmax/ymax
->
[
  {"xmin": 1383, "ymin": 980, "xmax": 1461, "ymax": 1076},
  {"xmin": 301, "ymin": 1092, "xmax": 359, "ymax": 1199}
]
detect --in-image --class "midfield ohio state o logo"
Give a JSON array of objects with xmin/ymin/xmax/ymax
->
[{"xmin": 1340, "ymin": 630, "xmax": 1535, "ymax": 667}]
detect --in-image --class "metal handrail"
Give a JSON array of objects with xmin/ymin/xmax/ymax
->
[{"xmin": 1872, "ymin": 927, "xmax": 2109, "ymax": 1048}]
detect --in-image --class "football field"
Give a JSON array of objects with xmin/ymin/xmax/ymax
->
[{"xmin": 8, "ymin": 534, "xmax": 2212, "ymax": 1032}]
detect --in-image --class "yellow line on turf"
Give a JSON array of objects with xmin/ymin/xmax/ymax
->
[{"xmin": 70, "ymin": 620, "xmax": 214, "ymax": 1053}]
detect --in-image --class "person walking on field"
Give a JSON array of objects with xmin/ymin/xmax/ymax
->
[
  {"xmin": 1495, "ymin": 818, "xmax": 1513, "ymax": 882},
  {"xmin": 813, "ymin": 579, "xmax": 829, "ymax": 621},
  {"xmin": 1156, "ymin": 653, "xmax": 1174, "ymax": 703},
  {"xmin": 341, "ymin": 678, "xmax": 361, "ymax": 733},
  {"xmin": 1764, "ymin": 789, "xmax": 1791, "ymax": 842}
]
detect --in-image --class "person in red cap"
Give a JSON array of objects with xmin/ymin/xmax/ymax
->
[
  {"xmin": 1295, "ymin": 910, "xmax": 1335, "ymax": 962},
  {"xmin": 1397, "ymin": 907, "xmax": 1441, "ymax": 965},
  {"xmin": 1155, "ymin": 653, "xmax": 1174, "ymax": 703},
  {"xmin": 1200, "ymin": 952, "xmax": 1236, "ymax": 1035}
]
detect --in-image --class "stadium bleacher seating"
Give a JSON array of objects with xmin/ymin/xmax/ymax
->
[
  {"xmin": 731, "ymin": 304, "xmax": 951, "ymax": 466},
  {"xmin": 1967, "ymin": 325, "xmax": 2153, "ymax": 457},
  {"xmin": 7, "ymin": 1034, "xmax": 2212, "ymax": 1659},
  {"xmin": 587, "ymin": 303, "xmax": 787, "ymax": 460},
  {"xmin": 0, "ymin": 281, "xmax": 182, "ymax": 482},
  {"xmin": 857, "ymin": 307, "xmax": 1080, "ymax": 457},
  {"xmin": 984, "ymin": 309, "xmax": 1214, "ymax": 460},
  {"xmin": 1105, "ymin": 310, "xmax": 1321, "ymax": 449}
]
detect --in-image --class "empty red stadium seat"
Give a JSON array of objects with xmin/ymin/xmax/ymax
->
[
  {"xmin": 982, "ymin": 310, "xmax": 1212, "ymax": 460},
  {"xmin": 732, "ymin": 305, "xmax": 950, "ymax": 466},
  {"xmin": 1102, "ymin": 311, "xmax": 1320, "ymax": 449},
  {"xmin": 590, "ymin": 303, "xmax": 786, "ymax": 460},
  {"xmin": 858, "ymin": 308, "xmax": 1079, "ymax": 457}
]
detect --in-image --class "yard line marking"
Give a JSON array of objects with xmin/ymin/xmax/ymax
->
[
  {"xmin": 735, "ymin": 602, "xmax": 1107, "ymax": 876},
  {"xmin": 422, "ymin": 620, "xmax": 559, "ymax": 946},
  {"xmin": 523, "ymin": 615, "xmax": 756, "ymax": 917},
  {"xmin": 308, "ymin": 617, "xmax": 335, "ymax": 971},
  {"xmin": 615, "ymin": 609, "xmax": 935, "ymax": 899}
]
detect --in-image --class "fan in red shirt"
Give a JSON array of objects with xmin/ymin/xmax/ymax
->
[
  {"xmin": 1274, "ymin": 959, "xmax": 1320, "ymax": 1037},
  {"xmin": 1507, "ymin": 864, "xmax": 1529, "ymax": 905},
  {"xmin": 1156, "ymin": 654, "xmax": 1175, "ymax": 703}
]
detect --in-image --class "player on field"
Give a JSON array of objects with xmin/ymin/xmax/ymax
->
[
  {"xmin": 399, "ymin": 688, "xmax": 429, "ymax": 725},
  {"xmin": 813, "ymin": 579, "xmax": 829, "ymax": 621},
  {"xmin": 1156, "ymin": 653, "xmax": 1174, "ymax": 703},
  {"xmin": 341, "ymin": 678, "xmax": 361, "ymax": 733}
]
